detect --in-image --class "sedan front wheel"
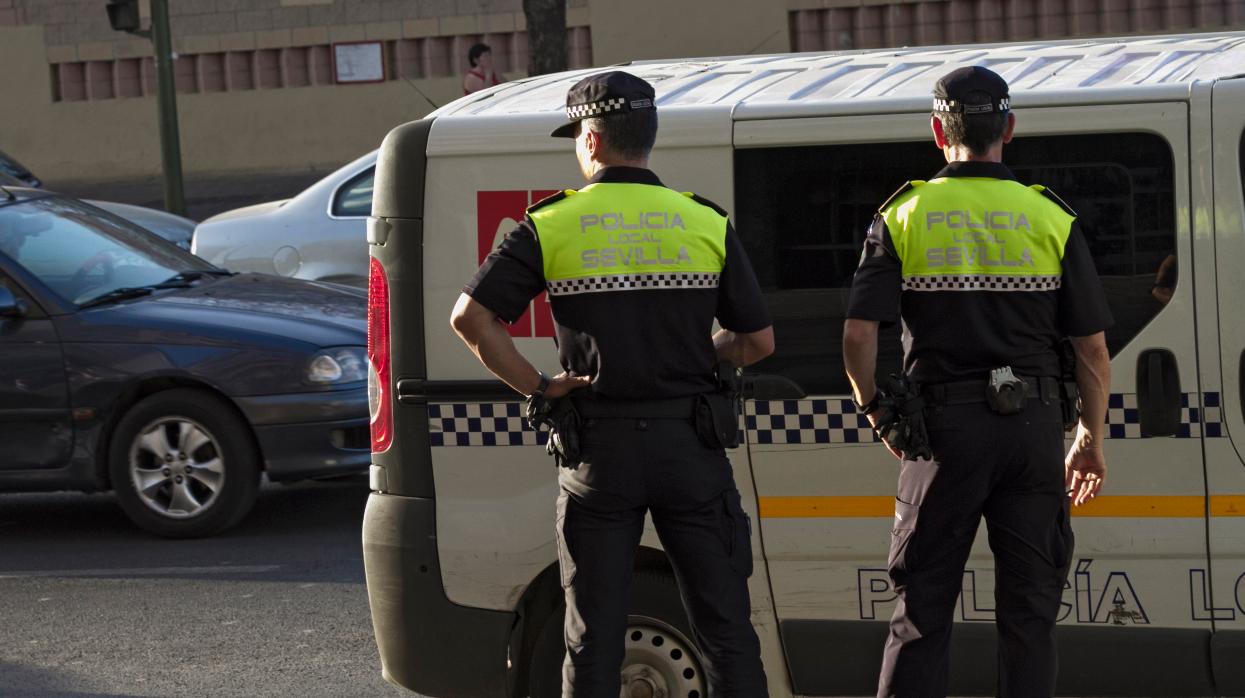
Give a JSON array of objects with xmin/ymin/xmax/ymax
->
[{"xmin": 110, "ymin": 389, "xmax": 260, "ymax": 538}]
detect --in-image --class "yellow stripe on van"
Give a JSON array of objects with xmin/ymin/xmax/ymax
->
[{"xmin": 757, "ymin": 495, "xmax": 1245, "ymax": 519}]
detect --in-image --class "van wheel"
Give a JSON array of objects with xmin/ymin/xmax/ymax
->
[
  {"xmin": 528, "ymin": 571, "xmax": 709, "ymax": 698},
  {"xmin": 109, "ymin": 389, "xmax": 260, "ymax": 538}
]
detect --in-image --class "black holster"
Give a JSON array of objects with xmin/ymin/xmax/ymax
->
[
  {"xmin": 1057, "ymin": 338, "xmax": 1082, "ymax": 432},
  {"xmin": 695, "ymin": 392, "xmax": 741, "ymax": 449},
  {"xmin": 695, "ymin": 362, "xmax": 743, "ymax": 449},
  {"xmin": 1060, "ymin": 381, "xmax": 1081, "ymax": 432}
]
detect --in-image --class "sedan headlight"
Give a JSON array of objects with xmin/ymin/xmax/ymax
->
[{"xmin": 307, "ymin": 347, "xmax": 367, "ymax": 384}]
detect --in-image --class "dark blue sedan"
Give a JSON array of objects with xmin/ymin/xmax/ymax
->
[{"xmin": 0, "ymin": 186, "xmax": 369, "ymax": 537}]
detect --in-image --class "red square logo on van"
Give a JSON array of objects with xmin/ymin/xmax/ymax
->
[{"xmin": 477, "ymin": 190, "xmax": 559, "ymax": 338}]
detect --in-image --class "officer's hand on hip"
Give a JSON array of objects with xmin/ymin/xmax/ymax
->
[
  {"xmin": 545, "ymin": 372, "xmax": 591, "ymax": 400},
  {"xmin": 1064, "ymin": 427, "xmax": 1106, "ymax": 506}
]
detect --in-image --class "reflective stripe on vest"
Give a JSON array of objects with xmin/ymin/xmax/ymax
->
[
  {"xmin": 529, "ymin": 183, "xmax": 728, "ymax": 296},
  {"xmin": 882, "ymin": 177, "xmax": 1074, "ymax": 292}
]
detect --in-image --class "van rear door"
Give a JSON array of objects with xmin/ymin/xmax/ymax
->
[{"xmin": 732, "ymin": 101, "xmax": 1213, "ymax": 696}]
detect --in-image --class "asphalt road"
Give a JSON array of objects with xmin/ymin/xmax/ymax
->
[{"xmin": 0, "ymin": 476, "xmax": 411, "ymax": 698}]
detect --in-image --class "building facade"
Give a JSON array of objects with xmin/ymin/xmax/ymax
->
[{"xmin": 0, "ymin": 0, "xmax": 1242, "ymax": 187}]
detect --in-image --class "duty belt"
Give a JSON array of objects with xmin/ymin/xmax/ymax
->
[
  {"xmin": 571, "ymin": 395, "xmax": 698, "ymax": 419},
  {"xmin": 923, "ymin": 375, "xmax": 1061, "ymax": 406}
]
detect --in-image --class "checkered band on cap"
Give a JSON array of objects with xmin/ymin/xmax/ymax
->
[
  {"xmin": 566, "ymin": 97, "xmax": 627, "ymax": 120},
  {"xmin": 902, "ymin": 274, "xmax": 1061, "ymax": 291},
  {"xmin": 933, "ymin": 97, "xmax": 1010, "ymax": 113},
  {"xmin": 547, "ymin": 272, "xmax": 720, "ymax": 296}
]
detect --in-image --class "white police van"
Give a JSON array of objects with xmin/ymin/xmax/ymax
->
[{"xmin": 363, "ymin": 32, "xmax": 1245, "ymax": 697}]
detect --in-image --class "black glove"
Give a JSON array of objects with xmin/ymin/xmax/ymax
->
[
  {"xmin": 525, "ymin": 394, "xmax": 582, "ymax": 468},
  {"xmin": 871, "ymin": 376, "xmax": 933, "ymax": 461}
]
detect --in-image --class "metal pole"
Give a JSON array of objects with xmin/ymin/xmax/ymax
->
[{"xmin": 149, "ymin": 0, "xmax": 185, "ymax": 216}]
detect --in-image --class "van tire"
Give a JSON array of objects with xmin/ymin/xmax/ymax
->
[
  {"xmin": 527, "ymin": 571, "xmax": 709, "ymax": 698},
  {"xmin": 109, "ymin": 389, "xmax": 260, "ymax": 538}
]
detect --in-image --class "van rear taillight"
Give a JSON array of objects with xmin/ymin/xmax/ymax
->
[{"xmin": 367, "ymin": 257, "xmax": 392, "ymax": 453}]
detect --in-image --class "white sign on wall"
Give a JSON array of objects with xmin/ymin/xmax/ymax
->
[{"xmin": 332, "ymin": 41, "xmax": 385, "ymax": 84}]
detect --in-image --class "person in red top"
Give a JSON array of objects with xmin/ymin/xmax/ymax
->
[{"xmin": 463, "ymin": 43, "xmax": 502, "ymax": 95}]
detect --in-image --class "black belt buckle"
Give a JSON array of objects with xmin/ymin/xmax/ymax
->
[{"xmin": 985, "ymin": 366, "xmax": 1028, "ymax": 415}]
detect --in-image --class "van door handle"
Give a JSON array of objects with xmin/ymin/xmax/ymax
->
[{"xmin": 1136, "ymin": 348, "xmax": 1180, "ymax": 437}]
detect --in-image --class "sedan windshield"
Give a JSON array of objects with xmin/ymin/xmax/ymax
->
[{"xmin": 0, "ymin": 195, "xmax": 218, "ymax": 305}]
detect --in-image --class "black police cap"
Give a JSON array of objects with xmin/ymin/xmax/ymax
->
[
  {"xmin": 933, "ymin": 66, "xmax": 1010, "ymax": 115},
  {"xmin": 550, "ymin": 71, "xmax": 657, "ymax": 138}
]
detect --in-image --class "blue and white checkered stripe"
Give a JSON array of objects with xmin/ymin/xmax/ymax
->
[
  {"xmin": 429, "ymin": 403, "xmax": 547, "ymax": 447},
  {"xmin": 427, "ymin": 392, "xmax": 1224, "ymax": 447},
  {"xmin": 1105, "ymin": 391, "xmax": 1223, "ymax": 439},
  {"xmin": 747, "ymin": 398, "xmax": 876, "ymax": 446}
]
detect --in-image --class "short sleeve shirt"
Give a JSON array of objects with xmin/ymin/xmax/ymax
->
[
  {"xmin": 465, "ymin": 166, "xmax": 771, "ymax": 399},
  {"xmin": 846, "ymin": 160, "xmax": 1113, "ymax": 384}
]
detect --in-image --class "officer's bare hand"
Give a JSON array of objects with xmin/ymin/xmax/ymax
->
[
  {"xmin": 545, "ymin": 372, "xmax": 591, "ymax": 399},
  {"xmin": 1064, "ymin": 428, "xmax": 1106, "ymax": 506}
]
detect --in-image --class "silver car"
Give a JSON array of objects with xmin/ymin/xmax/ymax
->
[{"xmin": 191, "ymin": 150, "xmax": 376, "ymax": 288}]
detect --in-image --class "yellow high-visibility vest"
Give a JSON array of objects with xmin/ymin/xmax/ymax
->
[
  {"xmin": 528, "ymin": 183, "xmax": 729, "ymax": 296},
  {"xmin": 881, "ymin": 177, "xmax": 1074, "ymax": 292}
]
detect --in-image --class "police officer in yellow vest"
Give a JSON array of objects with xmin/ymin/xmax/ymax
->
[
  {"xmin": 843, "ymin": 67, "xmax": 1114, "ymax": 697},
  {"xmin": 451, "ymin": 71, "xmax": 774, "ymax": 697}
]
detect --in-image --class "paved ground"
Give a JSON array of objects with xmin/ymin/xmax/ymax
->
[{"xmin": 0, "ymin": 476, "xmax": 412, "ymax": 698}]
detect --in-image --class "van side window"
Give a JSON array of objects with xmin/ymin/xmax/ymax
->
[
  {"xmin": 734, "ymin": 132, "xmax": 1176, "ymax": 395},
  {"xmin": 332, "ymin": 167, "xmax": 375, "ymax": 217}
]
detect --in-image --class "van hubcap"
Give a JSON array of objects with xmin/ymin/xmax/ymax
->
[
  {"xmin": 129, "ymin": 417, "xmax": 225, "ymax": 519},
  {"xmin": 620, "ymin": 616, "xmax": 706, "ymax": 698}
]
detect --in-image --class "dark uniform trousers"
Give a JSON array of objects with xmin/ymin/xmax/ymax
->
[
  {"xmin": 878, "ymin": 399, "xmax": 1074, "ymax": 698},
  {"xmin": 555, "ymin": 415, "xmax": 769, "ymax": 698}
]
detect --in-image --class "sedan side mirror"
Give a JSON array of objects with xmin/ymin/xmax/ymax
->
[{"xmin": 0, "ymin": 286, "xmax": 29, "ymax": 317}]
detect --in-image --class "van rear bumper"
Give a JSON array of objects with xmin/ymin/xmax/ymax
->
[{"xmin": 362, "ymin": 492, "xmax": 514, "ymax": 698}]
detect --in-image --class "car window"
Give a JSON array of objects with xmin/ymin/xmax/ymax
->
[
  {"xmin": 734, "ymin": 132, "xmax": 1176, "ymax": 395},
  {"xmin": 0, "ymin": 196, "xmax": 216, "ymax": 305},
  {"xmin": 332, "ymin": 167, "xmax": 374, "ymax": 217}
]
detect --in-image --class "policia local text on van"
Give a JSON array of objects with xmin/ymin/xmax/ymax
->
[
  {"xmin": 843, "ymin": 66, "xmax": 1114, "ymax": 698},
  {"xmin": 450, "ymin": 71, "xmax": 775, "ymax": 697}
]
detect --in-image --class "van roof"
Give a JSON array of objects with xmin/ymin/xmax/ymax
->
[{"xmin": 438, "ymin": 31, "xmax": 1245, "ymax": 122}]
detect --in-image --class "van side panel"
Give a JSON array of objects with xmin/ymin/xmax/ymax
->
[
  {"xmin": 734, "ymin": 104, "xmax": 1217, "ymax": 696},
  {"xmin": 418, "ymin": 110, "xmax": 794, "ymax": 696}
]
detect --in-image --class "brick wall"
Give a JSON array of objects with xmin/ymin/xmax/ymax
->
[{"xmin": 790, "ymin": 0, "xmax": 1245, "ymax": 51}]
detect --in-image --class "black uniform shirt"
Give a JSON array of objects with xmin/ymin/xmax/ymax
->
[
  {"xmin": 846, "ymin": 161, "xmax": 1113, "ymax": 384},
  {"xmin": 466, "ymin": 166, "xmax": 771, "ymax": 400}
]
